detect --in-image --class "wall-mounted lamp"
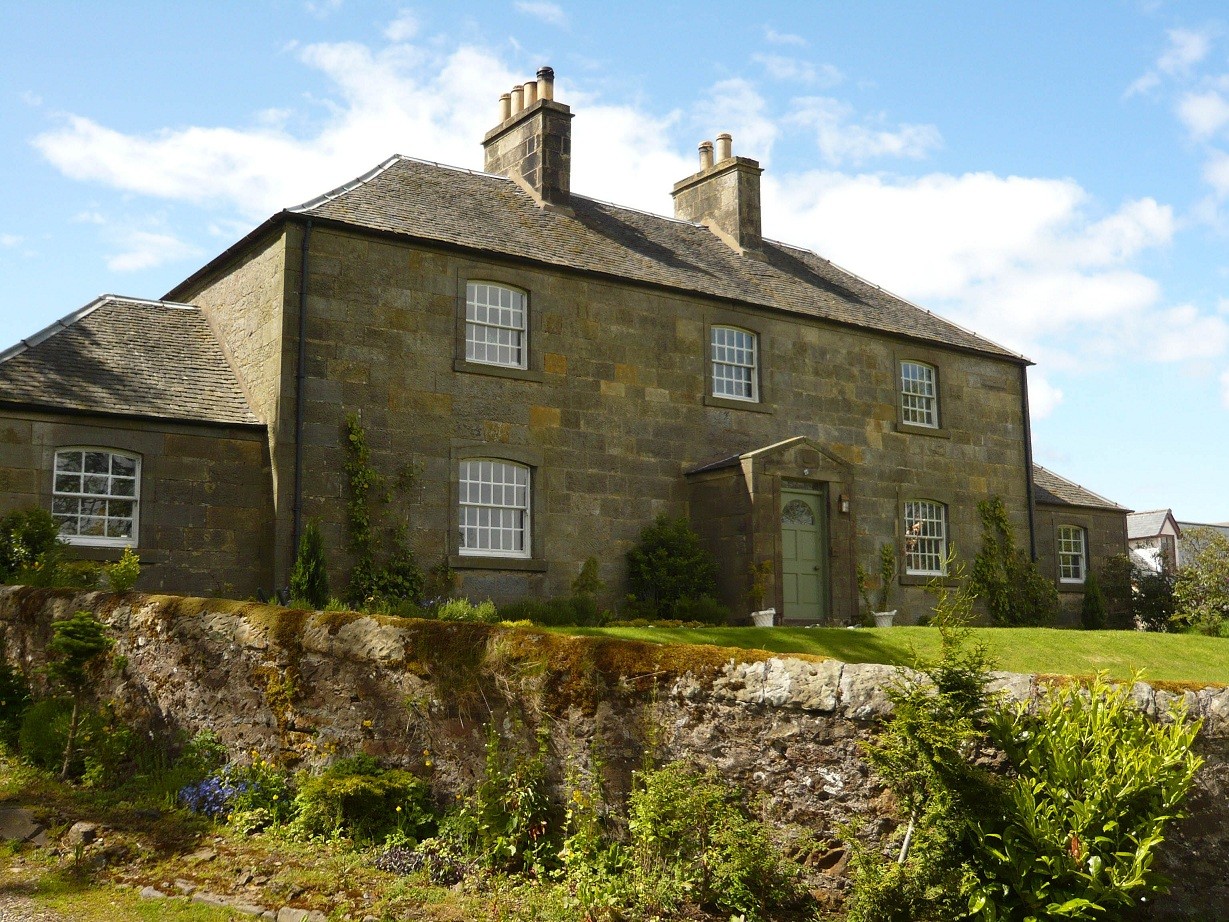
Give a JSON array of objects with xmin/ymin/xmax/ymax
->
[{"xmin": 839, "ymin": 493, "xmax": 850, "ymax": 514}]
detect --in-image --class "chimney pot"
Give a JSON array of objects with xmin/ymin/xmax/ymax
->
[
  {"xmin": 499, "ymin": 93, "xmax": 511, "ymax": 122},
  {"xmin": 716, "ymin": 133, "xmax": 732, "ymax": 162},
  {"xmin": 537, "ymin": 66, "xmax": 555, "ymax": 101},
  {"xmin": 699, "ymin": 140, "xmax": 714, "ymax": 171},
  {"xmin": 511, "ymin": 84, "xmax": 524, "ymax": 115},
  {"xmin": 523, "ymin": 79, "xmax": 538, "ymax": 106}
]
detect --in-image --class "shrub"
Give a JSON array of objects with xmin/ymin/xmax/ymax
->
[
  {"xmin": 1173, "ymin": 527, "xmax": 1229, "ymax": 635},
  {"xmin": 46, "ymin": 609, "xmax": 113, "ymax": 779},
  {"xmin": 0, "ymin": 659, "xmax": 31, "ymax": 749},
  {"xmin": 293, "ymin": 754, "xmax": 433, "ymax": 844},
  {"xmin": 628, "ymin": 761, "xmax": 800, "ymax": 921},
  {"xmin": 1135, "ymin": 566, "xmax": 1176, "ymax": 631},
  {"xmin": 970, "ymin": 496, "xmax": 1058, "ymax": 625},
  {"xmin": 0, "ymin": 507, "xmax": 63, "ymax": 584},
  {"xmin": 1099, "ymin": 553, "xmax": 1136, "ymax": 630},
  {"xmin": 672, "ymin": 594, "xmax": 730, "ymax": 625},
  {"xmin": 106, "ymin": 547, "xmax": 141, "ymax": 593},
  {"xmin": 289, "ymin": 520, "xmax": 329, "ymax": 609},
  {"xmin": 978, "ymin": 675, "xmax": 1202, "ymax": 917},
  {"xmin": 498, "ymin": 595, "xmax": 604, "ymax": 626},
  {"xmin": 1079, "ymin": 569, "xmax": 1107, "ymax": 630},
  {"xmin": 626, "ymin": 515, "xmax": 719, "ymax": 619},
  {"xmin": 17, "ymin": 698, "xmax": 103, "ymax": 777}
]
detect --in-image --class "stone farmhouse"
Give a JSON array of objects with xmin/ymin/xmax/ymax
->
[{"xmin": 0, "ymin": 68, "xmax": 1128, "ymax": 624}]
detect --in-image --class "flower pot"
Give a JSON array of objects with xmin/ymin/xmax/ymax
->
[
  {"xmin": 751, "ymin": 608, "xmax": 776, "ymax": 627},
  {"xmin": 872, "ymin": 610, "xmax": 897, "ymax": 628}
]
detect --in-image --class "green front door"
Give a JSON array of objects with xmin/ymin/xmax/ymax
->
[{"xmin": 781, "ymin": 488, "xmax": 828, "ymax": 622}]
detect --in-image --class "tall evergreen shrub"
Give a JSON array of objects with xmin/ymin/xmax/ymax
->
[
  {"xmin": 290, "ymin": 519, "xmax": 330, "ymax": 609},
  {"xmin": 970, "ymin": 496, "xmax": 1058, "ymax": 625}
]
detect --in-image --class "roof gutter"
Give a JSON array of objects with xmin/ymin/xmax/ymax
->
[{"xmin": 291, "ymin": 219, "xmax": 313, "ymax": 569}]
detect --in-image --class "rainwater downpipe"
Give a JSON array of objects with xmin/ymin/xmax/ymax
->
[
  {"xmin": 291, "ymin": 218, "xmax": 313, "ymax": 570},
  {"xmin": 1020, "ymin": 364, "xmax": 1037, "ymax": 561}
]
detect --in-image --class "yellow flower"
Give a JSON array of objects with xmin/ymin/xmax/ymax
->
[{"xmin": 396, "ymin": 805, "xmax": 402, "ymax": 813}]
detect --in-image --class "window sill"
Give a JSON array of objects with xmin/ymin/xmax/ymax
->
[
  {"xmin": 453, "ymin": 359, "xmax": 544, "ymax": 383},
  {"xmin": 703, "ymin": 395, "xmax": 773, "ymax": 414},
  {"xmin": 894, "ymin": 422, "xmax": 950, "ymax": 439},
  {"xmin": 449, "ymin": 555, "xmax": 548, "ymax": 572},
  {"xmin": 899, "ymin": 573, "xmax": 957, "ymax": 588},
  {"xmin": 1058, "ymin": 581, "xmax": 1087, "ymax": 593}
]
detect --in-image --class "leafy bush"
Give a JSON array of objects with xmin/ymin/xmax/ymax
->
[
  {"xmin": 1135, "ymin": 566, "xmax": 1176, "ymax": 632},
  {"xmin": 846, "ymin": 629, "xmax": 1204, "ymax": 921},
  {"xmin": 0, "ymin": 507, "xmax": 63, "ymax": 584},
  {"xmin": 672, "ymin": 594, "xmax": 731, "ymax": 625},
  {"xmin": 106, "ymin": 547, "xmax": 141, "ymax": 592},
  {"xmin": 1173, "ymin": 527, "xmax": 1229, "ymax": 635},
  {"xmin": 17, "ymin": 698, "xmax": 102, "ymax": 776},
  {"xmin": 1079, "ymin": 570, "xmax": 1107, "ymax": 630},
  {"xmin": 970, "ymin": 496, "xmax": 1058, "ymax": 625},
  {"xmin": 434, "ymin": 597, "xmax": 499, "ymax": 623},
  {"xmin": 978, "ymin": 675, "xmax": 1202, "ymax": 917},
  {"xmin": 1099, "ymin": 554, "xmax": 1136, "ymax": 630},
  {"xmin": 445, "ymin": 724, "xmax": 553, "ymax": 872},
  {"xmin": 46, "ymin": 609, "xmax": 113, "ymax": 779},
  {"xmin": 0, "ymin": 659, "xmax": 31, "ymax": 749},
  {"xmin": 625, "ymin": 515, "xmax": 719, "ymax": 619},
  {"xmin": 289, "ymin": 520, "xmax": 329, "ymax": 609},
  {"xmin": 627, "ymin": 761, "xmax": 801, "ymax": 921},
  {"xmin": 292, "ymin": 754, "xmax": 433, "ymax": 844}
]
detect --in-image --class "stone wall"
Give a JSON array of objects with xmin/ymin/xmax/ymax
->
[
  {"xmin": 1035, "ymin": 500, "xmax": 1131, "ymax": 624},
  {"xmin": 1, "ymin": 586, "xmax": 1226, "ymax": 918},
  {"xmin": 0, "ymin": 417, "xmax": 273, "ymax": 597}
]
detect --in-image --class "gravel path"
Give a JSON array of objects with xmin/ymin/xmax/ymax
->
[{"xmin": 0, "ymin": 865, "xmax": 64, "ymax": 922}]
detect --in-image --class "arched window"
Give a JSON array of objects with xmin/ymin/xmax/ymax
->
[
  {"xmin": 711, "ymin": 326, "xmax": 758, "ymax": 401},
  {"xmin": 466, "ymin": 282, "xmax": 527, "ymax": 369},
  {"xmin": 458, "ymin": 459, "xmax": 531, "ymax": 557},
  {"xmin": 1057, "ymin": 525, "xmax": 1087, "ymax": 583},
  {"xmin": 903, "ymin": 499, "xmax": 947, "ymax": 575},
  {"xmin": 52, "ymin": 448, "xmax": 141, "ymax": 546}
]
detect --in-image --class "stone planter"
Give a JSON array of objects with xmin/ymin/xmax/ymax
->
[
  {"xmin": 872, "ymin": 610, "xmax": 897, "ymax": 628},
  {"xmin": 751, "ymin": 608, "xmax": 776, "ymax": 627}
]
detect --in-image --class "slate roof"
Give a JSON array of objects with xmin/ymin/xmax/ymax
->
[
  {"xmin": 0, "ymin": 296, "xmax": 259, "ymax": 427},
  {"xmin": 1127, "ymin": 510, "xmax": 1179, "ymax": 541},
  {"xmin": 1032, "ymin": 464, "xmax": 1128, "ymax": 511},
  {"xmin": 281, "ymin": 155, "xmax": 1025, "ymax": 362}
]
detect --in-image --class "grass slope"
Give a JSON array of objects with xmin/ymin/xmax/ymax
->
[{"xmin": 553, "ymin": 625, "xmax": 1229, "ymax": 687}]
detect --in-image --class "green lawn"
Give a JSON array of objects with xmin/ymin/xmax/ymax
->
[{"xmin": 551, "ymin": 625, "xmax": 1229, "ymax": 687}]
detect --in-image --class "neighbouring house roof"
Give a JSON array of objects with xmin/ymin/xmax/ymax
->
[
  {"xmin": 0, "ymin": 296, "xmax": 260, "ymax": 427},
  {"xmin": 1032, "ymin": 464, "xmax": 1129, "ymax": 511},
  {"xmin": 1126, "ymin": 509, "xmax": 1180, "ymax": 541},
  {"xmin": 1175, "ymin": 520, "xmax": 1229, "ymax": 538},
  {"xmin": 172, "ymin": 155, "xmax": 1026, "ymax": 363}
]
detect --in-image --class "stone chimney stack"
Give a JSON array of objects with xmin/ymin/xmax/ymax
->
[
  {"xmin": 483, "ymin": 66, "xmax": 573, "ymax": 207},
  {"xmin": 672, "ymin": 133, "xmax": 763, "ymax": 253}
]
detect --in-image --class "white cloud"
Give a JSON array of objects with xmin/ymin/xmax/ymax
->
[
  {"xmin": 764, "ymin": 26, "xmax": 806, "ymax": 47},
  {"xmin": 106, "ymin": 230, "xmax": 200, "ymax": 272},
  {"xmin": 692, "ymin": 79, "xmax": 779, "ymax": 164},
  {"xmin": 1028, "ymin": 373, "xmax": 1064, "ymax": 420},
  {"xmin": 1127, "ymin": 26, "xmax": 1214, "ymax": 96},
  {"xmin": 305, "ymin": 0, "xmax": 343, "ymax": 18},
  {"xmin": 752, "ymin": 54, "xmax": 842, "ymax": 87},
  {"xmin": 0, "ymin": 234, "xmax": 21, "ymax": 248},
  {"xmin": 1204, "ymin": 149, "xmax": 1229, "ymax": 197},
  {"xmin": 19, "ymin": 90, "xmax": 42, "ymax": 107},
  {"xmin": 71, "ymin": 211, "xmax": 106, "ymax": 225},
  {"xmin": 384, "ymin": 10, "xmax": 419, "ymax": 42},
  {"xmin": 1220, "ymin": 369, "xmax": 1229, "ymax": 409},
  {"xmin": 1151, "ymin": 304, "xmax": 1229, "ymax": 361},
  {"xmin": 514, "ymin": 1, "xmax": 566, "ymax": 26},
  {"xmin": 1178, "ymin": 90, "xmax": 1229, "ymax": 140},
  {"xmin": 790, "ymin": 97, "xmax": 941, "ymax": 166}
]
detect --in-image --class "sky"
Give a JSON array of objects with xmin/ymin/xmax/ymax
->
[{"xmin": 1, "ymin": 1, "xmax": 1227, "ymax": 521}]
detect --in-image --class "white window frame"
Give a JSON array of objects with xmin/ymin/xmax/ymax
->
[
  {"xmin": 711, "ymin": 326, "xmax": 759, "ymax": 402},
  {"xmin": 1057, "ymin": 525, "xmax": 1087, "ymax": 584},
  {"xmin": 465, "ymin": 281, "xmax": 527, "ymax": 369},
  {"xmin": 458, "ymin": 459, "xmax": 531, "ymax": 558},
  {"xmin": 900, "ymin": 360, "xmax": 938, "ymax": 428},
  {"xmin": 51, "ymin": 448, "xmax": 141, "ymax": 547},
  {"xmin": 903, "ymin": 499, "xmax": 947, "ymax": 576}
]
